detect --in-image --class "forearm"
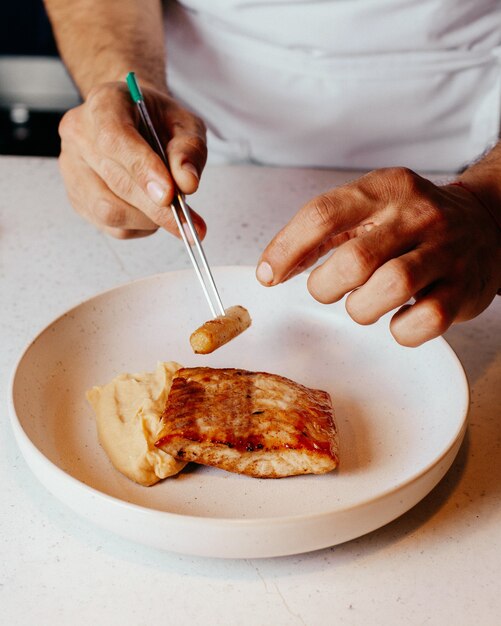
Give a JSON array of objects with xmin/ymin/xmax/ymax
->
[
  {"xmin": 457, "ymin": 140, "xmax": 501, "ymax": 231},
  {"xmin": 44, "ymin": 0, "xmax": 168, "ymax": 96}
]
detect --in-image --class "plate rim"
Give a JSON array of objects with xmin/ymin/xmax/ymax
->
[{"xmin": 9, "ymin": 266, "xmax": 470, "ymax": 528}]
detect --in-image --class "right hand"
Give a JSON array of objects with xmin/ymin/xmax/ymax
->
[{"xmin": 58, "ymin": 81, "xmax": 208, "ymax": 239}]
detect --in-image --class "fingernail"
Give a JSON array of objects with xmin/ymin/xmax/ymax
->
[
  {"xmin": 257, "ymin": 261, "xmax": 274, "ymax": 285},
  {"xmin": 182, "ymin": 162, "xmax": 199, "ymax": 180},
  {"xmin": 146, "ymin": 180, "xmax": 166, "ymax": 204}
]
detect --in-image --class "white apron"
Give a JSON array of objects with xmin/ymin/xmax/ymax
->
[{"xmin": 164, "ymin": 0, "xmax": 501, "ymax": 172}]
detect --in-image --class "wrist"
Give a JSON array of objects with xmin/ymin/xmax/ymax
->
[
  {"xmin": 449, "ymin": 171, "xmax": 501, "ymax": 295},
  {"xmin": 456, "ymin": 169, "xmax": 501, "ymax": 232},
  {"xmin": 448, "ymin": 181, "xmax": 501, "ymax": 232},
  {"xmin": 82, "ymin": 68, "xmax": 168, "ymax": 100}
]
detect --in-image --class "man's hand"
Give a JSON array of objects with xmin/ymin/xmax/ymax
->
[
  {"xmin": 257, "ymin": 167, "xmax": 501, "ymax": 347},
  {"xmin": 59, "ymin": 81, "xmax": 208, "ymax": 239}
]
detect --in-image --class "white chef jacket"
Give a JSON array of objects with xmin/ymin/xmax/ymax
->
[{"xmin": 164, "ymin": 0, "xmax": 501, "ymax": 171}]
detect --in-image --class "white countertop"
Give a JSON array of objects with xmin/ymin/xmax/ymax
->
[{"xmin": 1, "ymin": 156, "xmax": 500, "ymax": 625}]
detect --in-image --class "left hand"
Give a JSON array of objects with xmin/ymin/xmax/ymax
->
[{"xmin": 256, "ymin": 167, "xmax": 501, "ymax": 347}]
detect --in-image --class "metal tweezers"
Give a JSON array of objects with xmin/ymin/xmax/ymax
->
[{"xmin": 126, "ymin": 72, "xmax": 225, "ymax": 318}]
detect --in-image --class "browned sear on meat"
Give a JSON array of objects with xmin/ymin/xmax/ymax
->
[{"xmin": 155, "ymin": 367, "xmax": 339, "ymax": 478}]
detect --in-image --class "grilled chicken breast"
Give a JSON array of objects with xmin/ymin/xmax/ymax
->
[{"xmin": 155, "ymin": 367, "xmax": 339, "ymax": 478}]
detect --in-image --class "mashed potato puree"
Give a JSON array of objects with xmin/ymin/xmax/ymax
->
[{"xmin": 86, "ymin": 361, "xmax": 186, "ymax": 486}]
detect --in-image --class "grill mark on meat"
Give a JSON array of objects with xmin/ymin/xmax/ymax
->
[
  {"xmin": 156, "ymin": 367, "xmax": 339, "ymax": 478},
  {"xmin": 157, "ymin": 369, "xmax": 256, "ymax": 451}
]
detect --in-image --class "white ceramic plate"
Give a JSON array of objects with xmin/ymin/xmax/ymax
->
[{"xmin": 9, "ymin": 267, "xmax": 469, "ymax": 558}]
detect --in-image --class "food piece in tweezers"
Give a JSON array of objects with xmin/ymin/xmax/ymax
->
[
  {"xmin": 189, "ymin": 305, "xmax": 251, "ymax": 354},
  {"xmin": 155, "ymin": 367, "xmax": 339, "ymax": 478}
]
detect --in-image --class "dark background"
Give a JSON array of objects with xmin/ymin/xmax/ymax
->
[
  {"xmin": 1, "ymin": 1, "xmax": 58, "ymax": 56},
  {"xmin": 0, "ymin": 0, "xmax": 73, "ymax": 156}
]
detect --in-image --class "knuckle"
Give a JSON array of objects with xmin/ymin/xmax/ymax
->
[
  {"xmin": 307, "ymin": 194, "xmax": 336, "ymax": 229},
  {"xmin": 95, "ymin": 198, "xmax": 126, "ymax": 228},
  {"xmin": 339, "ymin": 240, "xmax": 377, "ymax": 281},
  {"xmin": 101, "ymin": 158, "xmax": 136, "ymax": 197},
  {"xmin": 129, "ymin": 154, "xmax": 157, "ymax": 186},
  {"xmin": 170, "ymin": 134, "xmax": 207, "ymax": 161},
  {"xmin": 176, "ymin": 110, "xmax": 207, "ymax": 136},
  {"xmin": 383, "ymin": 166, "xmax": 423, "ymax": 202},
  {"xmin": 382, "ymin": 259, "xmax": 415, "ymax": 300},
  {"xmin": 388, "ymin": 166, "xmax": 418, "ymax": 188},
  {"xmin": 417, "ymin": 300, "xmax": 451, "ymax": 336}
]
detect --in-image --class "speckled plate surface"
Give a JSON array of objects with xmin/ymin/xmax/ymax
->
[{"xmin": 9, "ymin": 267, "xmax": 469, "ymax": 558}]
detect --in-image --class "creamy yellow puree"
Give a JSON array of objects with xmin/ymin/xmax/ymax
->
[{"xmin": 86, "ymin": 361, "xmax": 186, "ymax": 486}]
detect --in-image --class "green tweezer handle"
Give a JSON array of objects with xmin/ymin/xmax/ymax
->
[
  {"xmin": 126, "ymin": 71, "xmax": 143, "ymax": 104},
  {"xmin": 125, "ymin": 71, "xmax": 164, "ymax": 160}
]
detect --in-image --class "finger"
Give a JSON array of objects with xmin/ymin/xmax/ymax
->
[
  {"xmin": 84, "ymin": 114, "xmax": 207, "ymax": 237},
  {"xmin": 85, "ymin": 121, "xmax": 176, "ymax": 207},
  {"xmin": 83, "ymin": 90, "xmax": 178, "ymax": 207},
  {"xmin": 389, "ymin": 283, "xmax": 462, "ymax": 347},
  {"xmin": 166, "ymin": 117, "xmax": 207, "ymax": 194},
  {"xmin": 62, "ymin": 94, "xmax": 175, "ymax": 209},
  {"xmin": 257, "ymin": 183, "xmax": 380, "ymax": 286},
  {"xmin": 282, "ymin": 235, "xmax": 340, "ymax": 282},
  {"xmin": 88, "ymin": 154, "xmax": 206, "ymax": 237},
  {"xmin": 60, "ymin": 151, "xmax": 159, "ymax": 232},
  {"xmin": 60, "ymin": 89, "xmax": 207, "ymax": 239},
  {"xmin": 306, "ymin": 222, "xmax": 416, "ymax": 304},
  {"xmin": 282, "ymin": 224, "xmax": 375, "ymax": 282},
  {"xmin": 345, "ymin": 245, "xmax": 444, "ymax": 324},
  {"xmin": 92, "ymin": 91, "xmax": 206, "ymax": 198},
  {"xmin": 68, "ymin": 143, "xmax": 207, "ymax": 239}
]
